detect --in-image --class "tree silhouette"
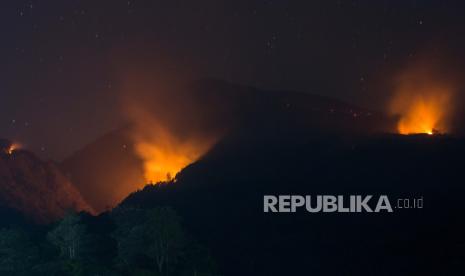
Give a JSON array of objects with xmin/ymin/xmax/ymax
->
[
  {"xmin": 111, "ymin": 206, "xmax": 146, "ymax": 270},
  {"xmin": 47, "ymin": 212, "xmax": 86, "ymax": 260},
  {"xmin": 0, "ymin": 207, "xmax": 217, "ymax": 275},
  {"xmin": 145, "ymin": 207, "xmax": 186, "ymax": 275},
  {"xmin": 112, "ymin": 206, "xmax": 188, "ymax": 275},
  {"xmin": 0, "ymin": 227, "xmax": 39, "ymax": 274}
]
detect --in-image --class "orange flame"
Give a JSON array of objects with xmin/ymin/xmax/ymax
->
[
  {"xmin": 7, "ymin": 143, "xmax": 21, "ymax": 155},
  {"xmin": 389, "ymin": 63, "xmax": 455, "ymax": 135},
  {"xmin": 394, "ymin": 91, "xmax": 451, "ymax": 135},
  {"xmin": 125, "ymin": 102, "xmax": 218, "ymax": 185},
  {"xmin": 133, "ymin": 125, "xmax": 214, "ymax": 184}
]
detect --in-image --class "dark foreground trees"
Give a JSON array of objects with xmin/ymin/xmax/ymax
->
[
  {"xmin": 112, "ymin": 206, "xmax": 217, "ymax": 276},
  {"xmin": 47, "ymin": 212, "xmax": 86, "ymax": 260},
  {"xmin": 0, "ymin": 207, "xmax": 218, "ymax": 275},
  {"xmin": 0, "ymin": 228, "xmax": 39, "ymax": 275}
]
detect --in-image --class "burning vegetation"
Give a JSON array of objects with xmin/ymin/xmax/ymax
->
[
  {"xmin": 122, "ymin": 80, "xmax": 220, "ymax": 185},
  {"xmin": 132, "ymin": 123, "xmax": 215, "ymax": 184},
  {"xmin": 7, "ymin": 143, "xmax": 21, "ymax": 154},
  {"xmin": 392, "ymin": 89, "xmax": 451, "ymax": 135},
  {"xmin": 0, "ymin": 140, "xmax": 21, "ymax": 155},
  {"xmin": 389, "ymin": 61, "xmax": 456, "ymax": 135}
]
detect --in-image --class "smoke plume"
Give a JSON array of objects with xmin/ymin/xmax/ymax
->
[
  {"xmin": 119, "ymin": 70, "xmax": 222, "ymax": 185},
  {"xmin": 389, "ymin": 56, "xmax": 459, "ymax": 135}
]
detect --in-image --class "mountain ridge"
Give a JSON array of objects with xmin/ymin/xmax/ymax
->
[{"xmin": 0, "ymin": 139, "xmax": 93, "ymax": 223}]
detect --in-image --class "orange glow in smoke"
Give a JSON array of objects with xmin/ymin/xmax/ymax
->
[
  {"xmin": 123, "ymin": 83, "xmax": 220, "ymax": 187},
  {"xmin": 389, "ymin": 64, "xmax": 455, "ymax": 135},
  {"xmin": 134, "ymin": 127, "xmax": 213, "ymax": 183},
  {"xmin": 394, "ymin": 91, "xmax": 450, "ymax": 135}
]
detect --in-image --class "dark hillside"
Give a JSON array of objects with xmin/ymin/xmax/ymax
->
[{"xmin": 123, "ymin": 132, "xmax": 465, "ymax": 275}]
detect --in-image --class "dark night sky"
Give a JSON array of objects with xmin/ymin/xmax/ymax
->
[{"xmin": 2, "ymin": 0, "xmax": 465, "ymax": 159}]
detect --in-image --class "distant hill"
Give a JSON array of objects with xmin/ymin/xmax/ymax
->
[
  {"xmin": 61, "ymin": 127, "xmax": 145, "ymax": 212},
  {"xmin": 0, "ymin": 139, "xmax": 93, "ymax": 223},
  {"xmin": 182, "ymin": 79, "xmax": 397, "ymax": 135}
]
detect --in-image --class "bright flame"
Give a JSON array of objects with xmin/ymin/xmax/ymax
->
[
  {"xmin": 125, "ymin": 100, "xmax": 217, "ymax": 184},
  {"xmin": 7, "ymin": 143, "xmax": 21, "ymax": 155},
  {"xmin": 395, "ymin": 92, "xmax": 450, "ymax": 135},
  {"xmin": 120, "ymin": 78, "xmax": 220, "ymax": 186},
  {"xmin": 389, "ymin": 64, "xmax": 455, "ymax": 135},
  {"xmin": 133, "ymin": 126, "xmax": 213, "ymax": 183}
]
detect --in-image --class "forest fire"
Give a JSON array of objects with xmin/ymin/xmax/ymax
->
[
  {"xmin": 0, "ymin": 140, "xmax": 21, "ymax": 155},
  {"xmin": 133, "ymin": 126, "xmax": 214, "ymax": 183},
  {"xmin": 389, "ymin": 62, "xmax": 455, "ymax": 136},
  {"xmin": 125, "ymin": 99, "xmax": 218, "ymax": 185},
  {"xmin": 394, "ymin": 92, "xmax": 449, "ymax": 135},
  {"xmin": 7, "ymin": 143, "xmax": 21, "ymax": 154}
]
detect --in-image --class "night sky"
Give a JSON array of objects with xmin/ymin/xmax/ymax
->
[{"xmin": 2, "ymin": 0, "xmax": 465, "ymax": 159}]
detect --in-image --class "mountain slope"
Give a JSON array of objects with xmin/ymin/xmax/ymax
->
[
  {"xmin": 62, "ymin": 127, "xmax": 145, "ymax": 212},
  {"xmin": 0, "ymin": 140, "xmax": 93, "ymax": 223}
]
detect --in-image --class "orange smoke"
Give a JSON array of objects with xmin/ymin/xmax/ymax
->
[
  {"xmin": 392, "ymin": 89, "xmax": 451, "ymax": 135},
  {"xmin": 133, "ymin": 124, "xmax": 214, "ymax": 183},
  {"xmin": 125, "ymin": 97, "xmax": 218, "ymax": 185},
  {"xmin": 114, "ymin": 48, "xmax": 224, "ymax": 186},
  {"xmin": 389, "ymin": 62, "xmax": 456, "ymax": 135}
]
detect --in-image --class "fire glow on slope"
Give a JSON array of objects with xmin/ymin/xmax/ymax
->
[
  {"xmin": 133, "ymin": 125, "xmax": 214, "ymax": 183},
  {"xmin": 126, "ymin": 102, "xmax": 218, "ymax": 185},
  {"xmin": 393, "ymin": 91, "xmax": 450, "ymax": 135},
  {"xmin": 389, "ymin": 64, "xmax": 455, "ymax": 135},
  {"xmin": 7, "ymin": 143, "xmax": 21, "ymax": 155}
]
